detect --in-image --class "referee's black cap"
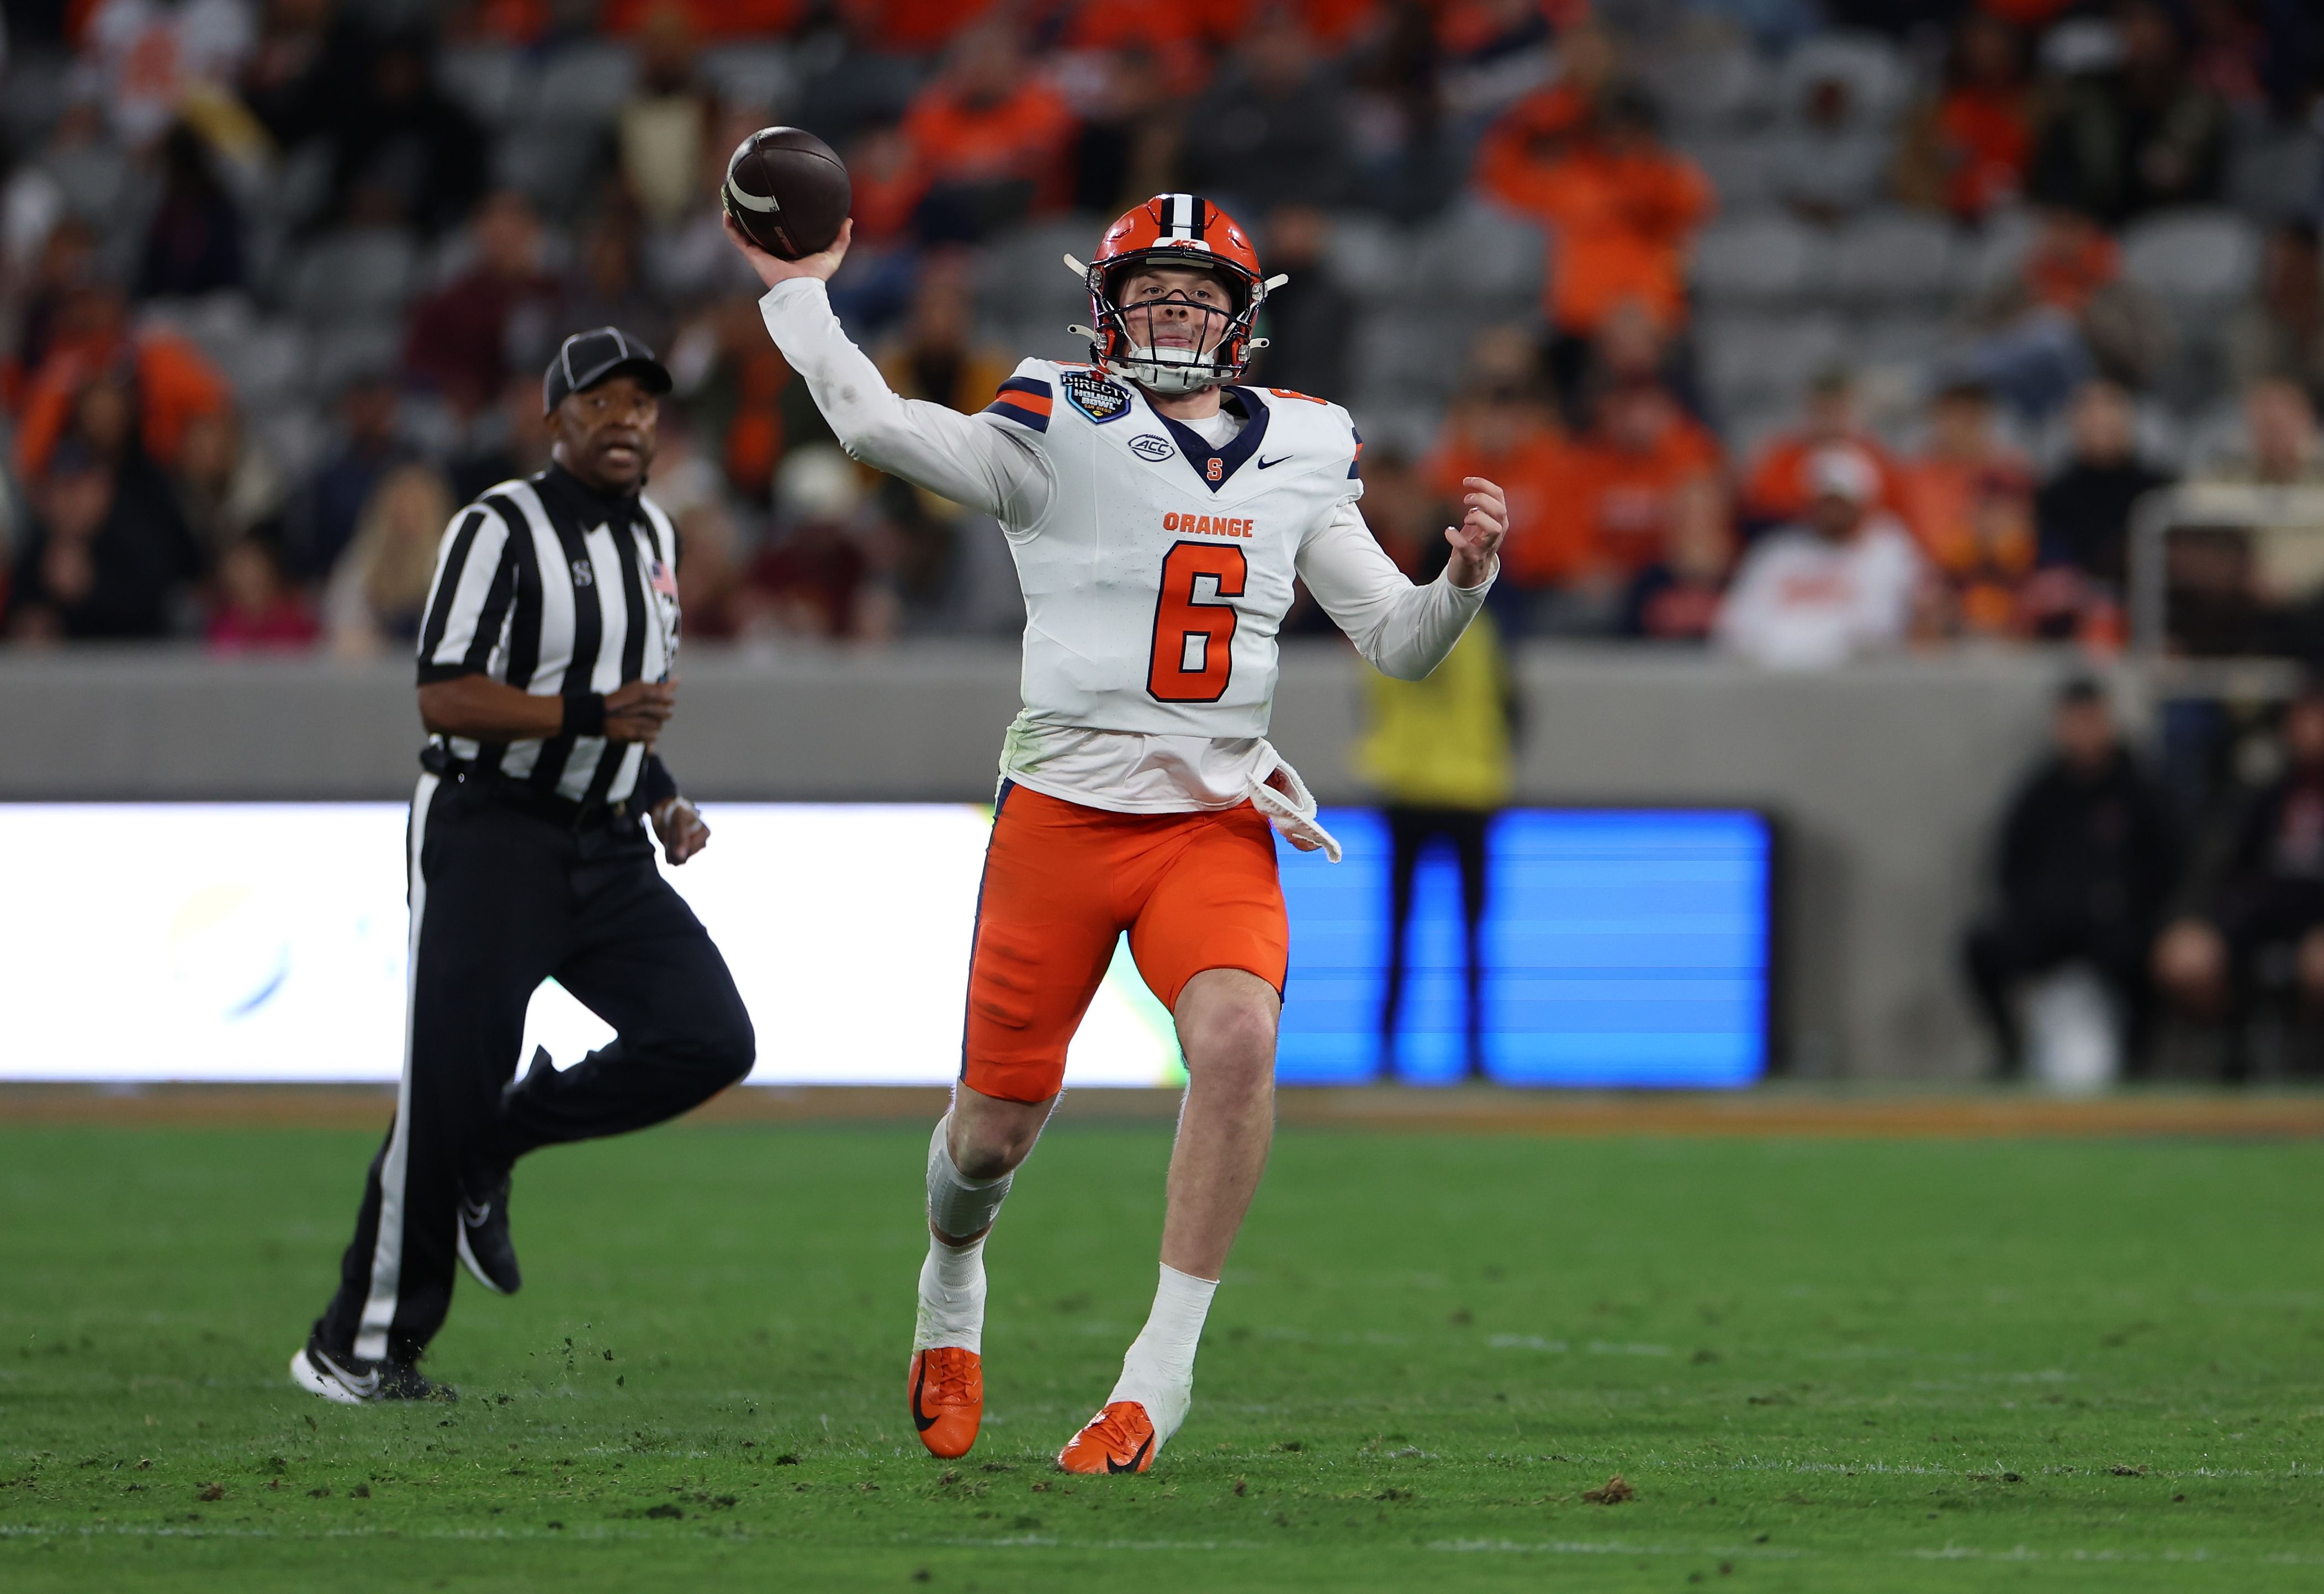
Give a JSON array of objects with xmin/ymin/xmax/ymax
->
[{"xmin": 543, "ymin": 326, "xmax": 673, "ymax": 415}]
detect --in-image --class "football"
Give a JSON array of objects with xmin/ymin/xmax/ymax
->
[{"xmin": 722, "ymin": 126, "xmax": 851, "ymax": 261}]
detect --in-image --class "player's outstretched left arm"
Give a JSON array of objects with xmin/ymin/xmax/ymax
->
[
  {"xmin": 1444, "ymin": 476, "xmax": 1508, "ymax": 589},
  {"xmin": 1300, "ymin": 477, "xmax": 1505, "ymax": 682}
]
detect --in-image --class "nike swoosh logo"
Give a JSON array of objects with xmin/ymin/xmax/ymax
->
[
  {"xmin": 1256, "ymin": 454, "xmax": 1290, "ymax": 469},
  {"xmin": 910, "ymin": 1359, "xmax": 939, "ymax": 1432},
  {"xmin": 462, "ymin": 1200, "xmax": 491, "ymax": 1227},
  {"xmin": 316, "ymin": 1350, "xmax": 379, "ymax": 1398},
  {"xmin": 1108, "ymin": 1433, "xmax": 1153, "ymax": 1474}
]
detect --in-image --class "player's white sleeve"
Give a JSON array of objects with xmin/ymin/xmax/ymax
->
[
  {"xmin": 755, "ymin": 278, "xmax": 1051, "ymax": 525},
  {"xmin": 1296, "ymin": 498, "xmax": 1492, "ymax": 681}
]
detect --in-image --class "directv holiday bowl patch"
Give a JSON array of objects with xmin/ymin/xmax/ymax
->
[{"xmin": 1063, "ymin": 370, "xmax": 1131, "ymax": 423}]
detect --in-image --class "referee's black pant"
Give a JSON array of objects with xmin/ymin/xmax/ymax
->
[{"xmin": 317, "ymin": 771, "xmax": 754, "ymax": 1366}]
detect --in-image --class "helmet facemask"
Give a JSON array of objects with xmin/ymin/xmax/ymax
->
[{"xmin": 1068, "ymin": 253, "xmax": 1274, "ymax": 395}]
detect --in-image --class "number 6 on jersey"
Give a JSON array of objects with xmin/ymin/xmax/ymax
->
[{"xmin": 1146, "ymin": 541, "xmax": 1248, "ymax": 703}]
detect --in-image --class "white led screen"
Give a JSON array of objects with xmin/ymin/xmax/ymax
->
[{"xmin": 0, "ymin": 803, "xmax": 1770, "ymax": 1088}]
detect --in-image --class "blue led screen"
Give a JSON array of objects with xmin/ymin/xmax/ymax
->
[{"xmin": 1274, "ymin": 809, "xmax": 1772, "ymax": 1089}]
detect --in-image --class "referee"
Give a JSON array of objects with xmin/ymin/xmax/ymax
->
[{"xmin": 292, "ymin": 328, "xmax": 755, "ymax": 1403}]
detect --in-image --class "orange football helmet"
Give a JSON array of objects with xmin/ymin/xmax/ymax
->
[{"xmin": 1065, "ymin": 194, "xmax": 1286, "ymax": 394}]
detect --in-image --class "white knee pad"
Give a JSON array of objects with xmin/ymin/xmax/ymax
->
[{"xmin": 926, "ymin": 1118, "xmax": 1012, "ymax": 1240}]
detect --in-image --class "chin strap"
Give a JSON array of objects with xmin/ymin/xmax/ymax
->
[{"xmin": 1246, "ymin": 747, "xmax": 1342, "ymax": 863}]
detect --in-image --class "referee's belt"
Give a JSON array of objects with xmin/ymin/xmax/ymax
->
[{"xmin": 425, "ymin": 749, "xmax": 638, "ymax": 831}]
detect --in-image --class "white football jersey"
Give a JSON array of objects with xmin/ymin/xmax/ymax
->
[
  {"xmin": 757, "ymin": 278, "xmax": 1490, "ymax": 812},
  {"xmin": 977, "ymin": 360, "xmax": 1360, "ymax": 739}
]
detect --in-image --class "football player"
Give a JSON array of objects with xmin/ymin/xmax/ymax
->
[{"xmin": 727, "ymin": 195, "xmax": 1505, "ymax": 1473}]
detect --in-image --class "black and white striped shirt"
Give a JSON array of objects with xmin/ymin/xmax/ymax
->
[{"xmin": 415, "ymin": 463, "xmax": 681, "ymax": 807}]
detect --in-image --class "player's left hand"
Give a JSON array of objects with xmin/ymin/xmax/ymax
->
[
  {"xmin": 1445, "ymin": 475, "xmax": 1507, "ymax": 589},
  {"xmin": 652, "ymin": 796, "xmax": 710, "ymax": 864}
]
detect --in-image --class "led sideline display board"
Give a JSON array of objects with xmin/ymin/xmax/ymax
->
[{"xmin": 0, "ymin": 804, "xmax": 1769, "ymax": 1089}]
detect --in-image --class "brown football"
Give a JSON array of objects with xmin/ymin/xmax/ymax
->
[{"xmin": 723, "ymin": 126, "xmax": 850, "ymax": 261}]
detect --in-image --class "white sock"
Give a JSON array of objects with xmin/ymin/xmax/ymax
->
[
  {"xmin": 915, "ymin": 1234, "xmax": 988, "ymax": 1353},
  {"xmin": 1106, "ymin": 1263, "xmax": 1218, "ymax": 1445}
]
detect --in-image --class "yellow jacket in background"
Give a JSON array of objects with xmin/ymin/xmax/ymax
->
[{"xmin": 1354, "ymin": 611, "xmax": 1516, "ymax": 809}]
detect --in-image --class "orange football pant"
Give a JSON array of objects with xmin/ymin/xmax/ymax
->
[{"xmin": 961, "ymin": 782, "xmax": 1291, "ymax": 1104}]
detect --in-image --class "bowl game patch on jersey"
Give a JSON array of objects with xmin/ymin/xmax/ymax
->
[{"xmin": 1062, "ymin": 370, "xmax": 1131, "ymax": 423}]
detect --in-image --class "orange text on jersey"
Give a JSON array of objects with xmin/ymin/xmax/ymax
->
[{"xmin": 1163, "ymin": 512, "xmax": 1255, "ymax": 539}]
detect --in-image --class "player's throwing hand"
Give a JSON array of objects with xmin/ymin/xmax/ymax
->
[
  {"xmin": 1446, "ymin": 476, "xmax": 1508, "ymax": 589},
  {"xmin": 724, "ymin": 213, "xmax": 853, "ymax": 288}
]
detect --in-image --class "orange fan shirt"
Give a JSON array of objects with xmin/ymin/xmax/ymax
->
[
  {"xmin": 1559, "ymin": 415, "xmax": 1722, "ymax": 577},
  {"xmin": 1741, "ymin": 430, "xmax": 1910, "ymax": 526},
  {"xmin": 902, "ymin": 80, "xmax": 1078, "ymax": 209},
  {"xmin": 603, "ymin": 0, "xmax": 804, "ymax": 35},
  {"xmin": 1934, "ymin": 86, "xmax": 2031, "ymax": 220},
  {"xmin": 1422, "ymin": 415, "xmax": 1579, "ymax": 588},
  {"xmin": 841, "ymin": 0, "xmax": 1004, "ymax": 54},
  {"xmin": 14, "ymin": 331, "xmax": 229, "ymax": 484},
  {"xmin": 1897, "ymin": 453, "xmax": 2037, "ymax": 630},
  {"xmin": 1478, "ymin": 124, "xmax": 1713, "ymax": 334}
]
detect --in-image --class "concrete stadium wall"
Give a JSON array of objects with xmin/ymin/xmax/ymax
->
[{"xmin": 0, "ymin": 643, "xmax": 2099, "ymax": 1080}]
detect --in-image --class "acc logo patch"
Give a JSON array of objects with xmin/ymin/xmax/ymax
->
[
  {"xmin": 1129, "ymin": 433, "xmax": 1174, "ymax": 462},
  {"xmin": 1062, "ymin": 370, "xmax": 1131, "ymax": 424}
]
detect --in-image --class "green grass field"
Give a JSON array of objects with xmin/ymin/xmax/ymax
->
[{"xmin": 3, "ymin": 1118, "xmax": 2321, "ymax": 1591}]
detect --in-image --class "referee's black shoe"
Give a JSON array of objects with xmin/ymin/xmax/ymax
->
[
  {"xmin": 457, "ymin": 1166, "xmax": 520, "ymax": 1296},
  {"xmin": 289, "ymin": 1331, "xmax": 453, "ymax": 1405},
  {"xmin": 456, "ymin": 1047, "xmax": 548, "ymax": 1296}
]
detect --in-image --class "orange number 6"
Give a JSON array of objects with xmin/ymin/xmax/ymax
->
[{"xmin": 1146, "ymin": 541, "xmax": 1247, "ymax": 703}]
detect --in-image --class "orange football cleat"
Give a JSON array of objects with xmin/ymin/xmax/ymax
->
[
  {"xmin": 1056, "ymin": 1400, "xmax": 1158, "ymax": 1474},
  {"xmin": 908, "ymin": 1348, "xmax": 983, "ymax": 1459}
]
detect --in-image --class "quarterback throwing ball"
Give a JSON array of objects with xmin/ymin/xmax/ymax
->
[{"xmin": 728, "ymin": 196, "xmax": 1506, "ymax": 1474}]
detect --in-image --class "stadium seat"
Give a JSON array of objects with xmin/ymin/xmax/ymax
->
[
  {"xmin": 1774, "ymin": 31, "xmax": 1907, "ymax": 128},
  {"xmin": 249, "ymin": 402, "xmax": 330, "ymax": 484},
  {"xmin": 530, "ymin": 42, "xmax": 638, "ymax": 128},
  {"xmin": 0, "ymin": 46, "xmax": 72, "ymax": 148},
  {"xmin": 1352, "ymin": 315, "xmax": 1473, "ymax": 413},
  {"xmin": 437, "ymin": 45, "xmax": 536, "ymax": 130},
  {"xmin": 1957, "ymin": 207, "xmax": 2037, "ymax": 299},
  {"xmin": 700, "ymin": 43, "xmax": 796, "ymax": 118},
  {"xmin": 1693, "ymin": 213, "xmax": 1822, "ymax": 307},
  {"xmin": 2121, "ymin": 209, "xmax": 2263, "ymax": 308},
  {"xmin": 1634, "ymin": 38, "xmax": 1770, "ymax": 136},
  {"xmin": 1681, "ymin": 135, "xmax": 1779, "ymax": 215},
  {"xmin": 1410, "ymin": 199, "xmax": 1543, "ymax": 314},
  {"xmin": 148, "ymin": 297, "xmax": 313, "ymax": 411},
  {"xmin": 1341, "ymin": 399, "xmax": 1439, "ymax": 462},
  {"xmin": 493, "ymin": 127, "xmax": 605, "ymax": 217},
  {"xmin": 1697, "ymin": 311, "xmax": 1845, "ymax": 420},
  {"xmin": 1830, "ymin": 209, "xmax": 1961, "ymax": 307},
  {"xmin": 1847, "ymin": 309, "xmax": 1951, "ymax": 379},
  {"xmin": 285, "ymin": 230, "xmax": 418, "ymax": 328},
  {"xmin": 1324, "ymin": 213, "xmax": 1411, "ymax": 305},
  {"xmin": 2226, "ymin": 127, "xmax": 2322, "ymax": 225},
  {"xmin": 311, "ymin": 320, "xmax": 404, "ymax": 399},
  {"xmin": 224, "ymin": 321, "xmax": 314, "ymax": 412},
  {"xmin": 971, "ymin": 217, "xmax": 1102, "ymax": 332}
]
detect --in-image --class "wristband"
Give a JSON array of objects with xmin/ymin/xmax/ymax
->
[{"xmin": 562, "ymin": 692, "xmax": 607, "ymax": 738}]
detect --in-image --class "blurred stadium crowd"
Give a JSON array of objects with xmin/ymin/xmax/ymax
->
[{"xmin": 0, "ymin": 0, "xmax": 2317, "ymax": 658}]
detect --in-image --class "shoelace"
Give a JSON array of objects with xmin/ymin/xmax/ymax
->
[
  {"xmin": 922, "ymin": 1352, "xmax": 981, "ymax": 1406},
  {"xmin": 1080, "ymin": 1404, "xmax": 1146, "ymax": 1456}
]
